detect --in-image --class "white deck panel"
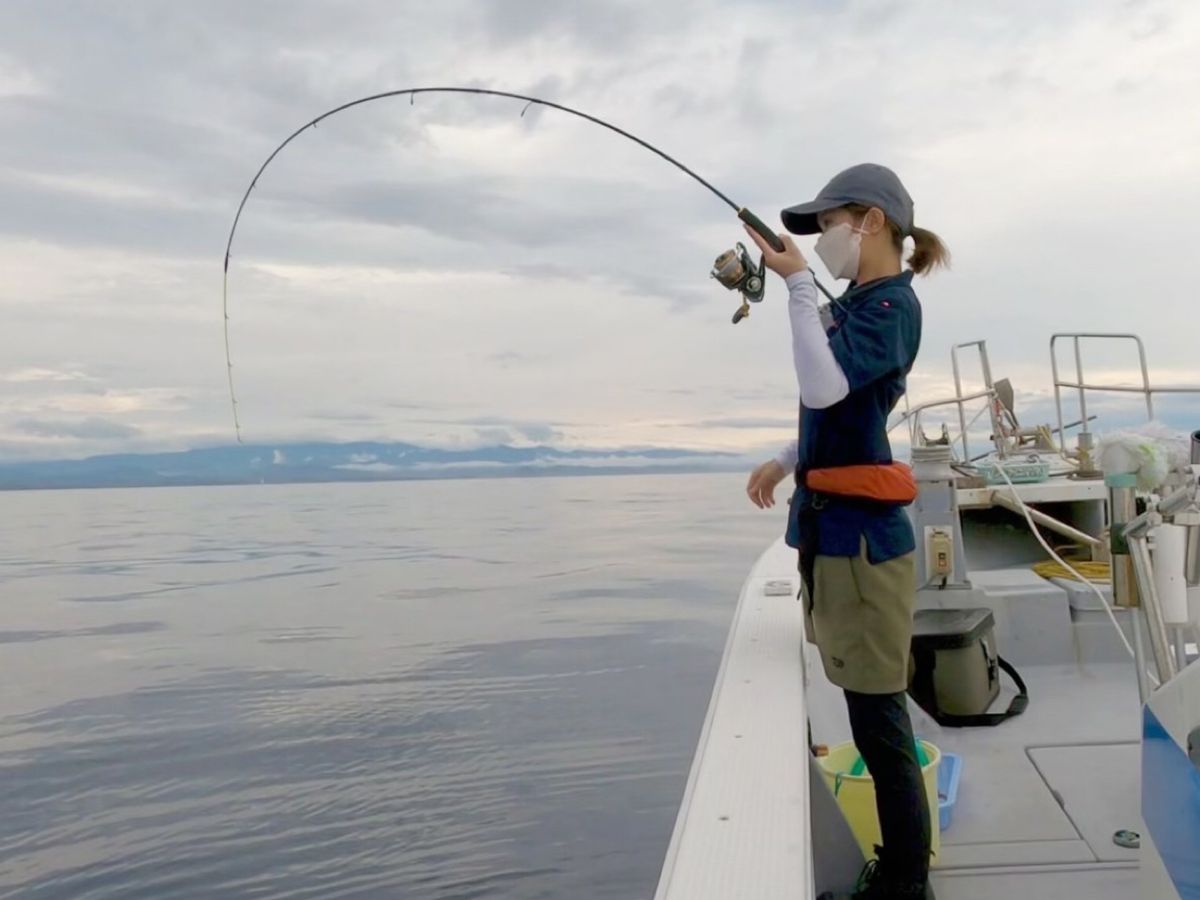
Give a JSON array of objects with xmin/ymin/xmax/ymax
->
[
  {"xmin": 1027, "ymin": 744, "xmax": 1142, "ymax": 863},
  {"xmin": 654, "ymin": 539, "xmax": 811, "ymax": 900},
  {"xmin": 935, "ymin": 863, "xmax": 1140, "ymax": 898}
]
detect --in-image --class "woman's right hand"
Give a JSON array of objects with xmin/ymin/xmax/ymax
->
[
  {"xmin": 746, "ymin": 459, "xmax": 787, "ymax": 509},
  {"xmin": 744, "ymin": 226, "xmax": 808, "ymax": 279}
]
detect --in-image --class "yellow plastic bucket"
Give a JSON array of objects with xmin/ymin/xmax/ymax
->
[{"xmin": 817, "ymin": 740, "xmax": 942, "ymax": 862}]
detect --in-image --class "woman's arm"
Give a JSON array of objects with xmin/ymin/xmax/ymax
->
[
  {"xmin": 741, "ymin": 226, "xmax": 851, "ymax": 410},
  {"xmin": 784, "ymin": 270, "xmax": 850, "ymax": 410},
  {"xmin": 775, "ymin": 439, "xmax": 798, "ymax": 472}
]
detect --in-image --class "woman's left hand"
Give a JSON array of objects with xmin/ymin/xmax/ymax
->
[
  {"xmin": 746, "ymin": 459, "xmax": 787, "ymax": 509},
  {"xmin": 743, "ymin": 226, "xmax": 808, "ymax": 279}
]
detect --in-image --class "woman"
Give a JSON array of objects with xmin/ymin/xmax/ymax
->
[{"xmin": 744, "ymin": 163, "xmax": 948, "ymax": 900}]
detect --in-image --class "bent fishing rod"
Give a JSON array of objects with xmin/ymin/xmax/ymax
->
[{"xmin": 223, "ymin": 86, "xmax": 834, "ymax": 440}]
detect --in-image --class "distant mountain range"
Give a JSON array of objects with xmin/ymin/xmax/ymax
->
[{"xmin": 0, "ymin": 441, "xmax": 749, "ymax": 490}]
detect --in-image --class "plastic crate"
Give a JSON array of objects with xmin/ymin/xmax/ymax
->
[
  {"xmin": 937, "ymin": 752, "xmax": 962, "ymax": 831},
  {"xmin": 975, "ymin": 459, "xmax": 1050, "ymax": 484}
]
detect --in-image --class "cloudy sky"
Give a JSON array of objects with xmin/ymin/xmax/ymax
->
[{"xmin": 1, "ymin": 0, "xmax": 1197, "ymax": 463}]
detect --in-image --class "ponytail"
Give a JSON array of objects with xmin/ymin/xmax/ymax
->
[
  {"xmin": 844, "ymin": 203, "xmax": 950, "ymax": 275},
  {"xmin": 908, "ymin": 226, "xmax": 950, "ymax": 275}
]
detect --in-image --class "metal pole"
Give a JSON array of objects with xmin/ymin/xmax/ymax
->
[
  {"xmin": 1185, "ymin": 436, "xmax": 1200, "ymax": 586},
  {"xmin": 990, "ymin": 492, "xmax": 1103, "ymax": 548},
  {"xmin": 978, "ymin": 342, "xmax": 995, "ymax": 389},
  {"xmin": 1050, "ymin": 337, "xmax": 1067, "ymax": 455},
  {"xmin": 1186, "ymin": 523, "xmax": 1200, "ymax": 588},
  {"xmin": 1132, "ymin": 609, "xmax": 1150, "ymax": 704},
  {"xmin": 1073, "ymin": 336, "xmax": 1089, "ymax": 442},
  {"xmin": 1127, "ymin": 535, "xmax": 1179, "ymax": 685},
  {"xmin": 1133, "ymin": 334, "xmax": 1155, "ymax": 420},
  {"xmin": 1108, "ymin": 475, "xmax": 1139, "ymax": 609},
  {"xmin": 1173, "ymin": 626, "xmax": 1188, "ymax": 672},
  {"xmin": 950, "ymin": 344, "xmax": 970, "ymax": 462}
]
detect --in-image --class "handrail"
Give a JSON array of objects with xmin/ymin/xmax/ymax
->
[
  {"xmin": 895, "ymin": 332, "xmax": 1198, "ymax": 466},
  {"xmin": 1050, "ymin": 333, "xmax": 1200, "ymax": 454},
  {"xmin": 950, "ymin": 341, "xmax": 1000, "ymax": 461},
  {"xmin": 889, "ymin": 389, "xmax": 996, "ymax": 430},
  {"xmin": 888, "ymin": 388, "xmax": 995, "ymax": 457}
]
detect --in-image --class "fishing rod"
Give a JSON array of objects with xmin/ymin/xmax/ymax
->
[{"xmin": 223, "ymin": 86, "xmax": 834, "ymax": 440}]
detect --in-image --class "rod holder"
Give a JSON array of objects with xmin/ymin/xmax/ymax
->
[
  {"xmin": 1186, "ymin": 523, "xmax": 1200, "ymax": 587},
  {"xmin": 1126, "ymin": 533, "xmax": 1179, "ymax": 686},
  {"xmin": 1108, "ymin": 473, "xmax": 1139, "ymax": 608}
]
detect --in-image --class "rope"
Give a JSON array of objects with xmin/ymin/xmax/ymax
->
[{"xmin": 1032, "ymin": 559, "xmax": 1112, "ymax": 583}]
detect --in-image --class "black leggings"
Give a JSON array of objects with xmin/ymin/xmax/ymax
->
[{"xmin": 843, "ymin": 689, "xmax": 932, "ymax": 886}]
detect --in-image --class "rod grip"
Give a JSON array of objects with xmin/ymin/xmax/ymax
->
[{"xmin": 737, "ymin": 208, "xmax": 784, "ymax": 253}]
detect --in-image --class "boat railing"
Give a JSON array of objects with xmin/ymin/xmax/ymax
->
[
  {"xmin": 894, "ymin": 334, "xmax": 1200, "ymax": 463},
  {"xmin": 951, "ymin": 340, "xmax": 1003, "ymax": 460},
  {"xmin": 891, "ymin": 340, "xmax": 1006, "ymax": 462},
  {"xmin": 1051, "ymin": 333, "xmax": 1200, "ymax": 454},
  {"xmin": 889, "ymin": 387, "xmax": 996, "ymax": 461}
]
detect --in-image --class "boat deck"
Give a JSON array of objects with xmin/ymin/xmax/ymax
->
[
  {"xmin": 657, "ymin": 537, "xmax": 1149, "ymax": 899},
  {"xmin": 933, "ymin": 666, "xmax": 1141, "ymax": 897},
  {"xmin": 810, "ymin": 660, "xmax": 1143, "ymax": 898}
]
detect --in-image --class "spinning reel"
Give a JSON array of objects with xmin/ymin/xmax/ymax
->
[
  {"xmin": 711, "ymin": 243, "xmax": 766, "ymax": 324},
  {"xmin": 710, "ymin": 208, "xmax": 786, "ymax": 324},
  {"xmin": 709, "ymin": 210, "xmax": 836, "ymax": 324}
]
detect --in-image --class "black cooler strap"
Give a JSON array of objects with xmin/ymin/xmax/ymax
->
[{"xmin": 928, "ymin": 657, "xmax": 1029, "ymax": 728}]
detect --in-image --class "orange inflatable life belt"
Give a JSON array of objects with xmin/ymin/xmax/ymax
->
[{"xmin": 804, "ymin": 461, "xmax": 918, "ymax": 505}]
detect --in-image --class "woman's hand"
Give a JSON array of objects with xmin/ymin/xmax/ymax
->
[
  {"xmin": 744, "ymin": 226, "xmax": 808, "ymax": 279},
  {"xmin": 746, "ymin": 459, "xmax": 787, "ymax": 509}
]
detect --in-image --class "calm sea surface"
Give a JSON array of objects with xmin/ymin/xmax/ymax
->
[{"xmin": 0, "ymin": 473, "xmax": 784, "ymax": 899}]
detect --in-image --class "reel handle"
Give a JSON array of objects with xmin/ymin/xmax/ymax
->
[{"xmin": 737, "ymin": 208, "xmax": 785, "ymax": 253}]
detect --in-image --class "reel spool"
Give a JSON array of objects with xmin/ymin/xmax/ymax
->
[{"xmin": 711, "ymin": 242, "xmax": 766, "ymax": 324}]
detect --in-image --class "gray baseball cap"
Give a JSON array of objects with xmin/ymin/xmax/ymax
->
[{"xmin": 781, "ymin": 163, "xmax": 914, "ymax": 236}]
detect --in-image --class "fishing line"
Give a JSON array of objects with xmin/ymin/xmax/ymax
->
[{"xmin": 223, "ymin": 86, "xmax": 833, "ymax": 440}]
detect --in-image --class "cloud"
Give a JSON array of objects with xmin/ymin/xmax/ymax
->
[
  {"xmin": 0, "ymin": 166, "xmax": 225, "ymax": 258},
  {"xmin": 474, "ymin": 426, "xmax": 516, "ymax": 446},
  {"xmin": 14, "ymin": 417, "xmax": 141, "ymax": 440},
  {"xmin": 4, "ymin": 388, "xmax": 188, "ymax": 416},
  {"xmin": 277, "ymin": 174, "xmax": 653, "ymax": 249},
  {"xmin": 487, "ymin": 350, "xmax": 548, "ymax": 368},
  {"xmin": 514, "ymin": 422, "xmax": 561, "ymax": 442},
  {"xmin": 696, "ymin": 416, "xmax": 798, "ymax": 430},
  {"xmin": 455, "ymin": 417, "xmax": 564, "ymax": 443},
  {"xmin": 0, "ymin": 0, "xmax": 1197, "ymax": 464},
  {"xmin": 0, "ymin": 52, "xmax": 42, "ymax": 96},
  {"xmin": 472, "ymin": 2, "xmax": 642, "ymax": 49},
  {"xmin": 305, "ymin": 409, "xmax": 381, "ymax": 422},
  {"xmin": 0, "ymin": 367, "xmax": 94, "ymax": 384},
  {"xmin": 334, "ymin": 460, "xmax": 398, "ymax": 472}
]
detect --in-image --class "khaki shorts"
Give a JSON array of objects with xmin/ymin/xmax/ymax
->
[{"xmin": 801, "ymin": 539, "xmax": 916, "ymax": 695}]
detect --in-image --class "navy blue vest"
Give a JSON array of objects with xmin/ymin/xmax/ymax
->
[{"xmin": 785, "ymin": 271, "xmax": 922, "ymax": 563}]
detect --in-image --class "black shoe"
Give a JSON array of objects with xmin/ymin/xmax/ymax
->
[
  {"xmin": 816, "ymin": 856, "xmax": 889, "ymax": 900},
  {"xmin": 816, "ymin": 850, "xmax": 935, "ymax": 900}
]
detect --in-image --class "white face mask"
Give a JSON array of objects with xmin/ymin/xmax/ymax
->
[{"xmin": 814, "ymin": 216, "xmax": 869, "ymax": 281}]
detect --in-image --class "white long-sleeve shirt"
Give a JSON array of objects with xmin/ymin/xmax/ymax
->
[{"xmin": 773, "ymin": 269, "xmax": 850, "ymax": 472}]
